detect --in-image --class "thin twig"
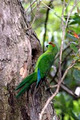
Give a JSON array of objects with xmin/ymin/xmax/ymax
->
[
  {"xmin": 54, "ymin": 43, "xmax": 70, "ymax": 61},
  {"xmin": 39, "ymin": 61, "xmax": 76, "ymax": 120},
  {"xmin": 25, "ymin": 0, "xmax": 36, "ymax": 12},
  {"xmin": 41, "ymin": 1, "xmax": 52, "ymax": 10},
  {"xmin": 42, "ymin": 1, "xmax": 65, "ymax": 24},
  {"xmin": 54, "ymin": 79, "xmax": 78, "ymax": 98},
  {"xmin": 49, "ymin": 84, "xmax": 58, "ymax": 88},
  {"xmin": 39, "ymin": 0, "xmax": 80, "ymax": 119},
  {"xmin": 49, "ymin": 50, "xmax": 77, "ymax": 98},
  {"xmin": 59, "ymin": 0, "xmax": 65, "ymax": 84},
  {"xmin": 43, "ymin": 0, "xmax": 53, "ymax": 52},
  {"xmin": 65, "ymin": 0, "xmax": 80, "ymax": 28},
  {"xmin": 61, "ymin": 61, "xmax": 75, "ymax": 81},
  {"xmin": 26, "ymin": 0, "xmax": 41, "ymax": 31}
]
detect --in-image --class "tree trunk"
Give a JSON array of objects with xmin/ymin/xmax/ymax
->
[{"xmin": 0, "ymin": 0, "xmax": 57, "ymax": 120}]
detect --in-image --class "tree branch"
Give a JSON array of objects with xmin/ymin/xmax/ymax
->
[
  {"xmin": 39, "ymin": 60, "xmax": 76, "ymax": 120},
  {"xmin": 43, "ymin": 0, "xmax": 53, "ymax": 52},
  {"xmin": 39, "ymin": 0, "xmax": 80, "ymax": 119}
]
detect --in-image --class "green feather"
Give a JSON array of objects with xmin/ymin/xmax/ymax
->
[
  {"xmin": 16, "ymin": 43, "xmax": 58, "ymax": 98},
  {"xmin": 16, "ymin": 72, "xmax": 36, "ymax": 90},
  {"xmin": 16, "ymin": 83, "xmax": 30, "ymax": 98}
]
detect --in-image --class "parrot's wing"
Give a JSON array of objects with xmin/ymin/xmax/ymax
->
[
  {"xmin": 35, "ymin": 53, "xmax": 54, "ymax": 85},
  {"xmin": 36, "ymin": 68, "xmax": 41, "ymax": 86}
]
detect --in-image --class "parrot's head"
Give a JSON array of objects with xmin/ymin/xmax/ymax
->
[{"xmin": 47, "ymin": 42, "xmax": 58, "ymax": 55}]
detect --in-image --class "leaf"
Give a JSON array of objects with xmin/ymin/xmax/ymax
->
[
  {"xmin": 73, "ymin": 69, "xmax": 80, "ymax": 82},
  {"xmin": 74, "ymin": 62, "xmax": 80, "ymax": 70},
  {"xmin": 73, "ymin": 56, "xmax": 79, "ymax": 61},
  {"xmin": 70, "ymin": 111, "xmax": 79, "ymax": 120},
  {"xmin": 66, "ymin": 33, "xmax": 78, "ymax": 41},
  {"xmin": 77, "ymin": 7, "xmax": 80, "ymax": 13},
  {"xmin": 69, "ymin": 13, "xmax": 80, "ymax": 25},
  {"xmin": 70, "ymin": 43, "xmax": 78, "ymax": 53}
]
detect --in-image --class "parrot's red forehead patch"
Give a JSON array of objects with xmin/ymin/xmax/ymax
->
[{"xmin": 49, "ymin": 42, "xmax": 55, "ymax": 47}]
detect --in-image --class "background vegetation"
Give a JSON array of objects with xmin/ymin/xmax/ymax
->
[{"xmin": 22, "ymin": 0, "xmax": 80, "ymax": 119}]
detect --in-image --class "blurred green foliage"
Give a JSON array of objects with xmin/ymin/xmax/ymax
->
[
  {"xmin": 22, "ymin": 0, "xmax": 80, "ymax": 119},
  {"xmin": 54, "ymin": 92, "xmax": 80, "ymax": 120}
]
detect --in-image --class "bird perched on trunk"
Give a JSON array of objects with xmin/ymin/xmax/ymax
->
[{"xmin": 16, "ymin": 42, "xmax": 58, "ymax": 98}]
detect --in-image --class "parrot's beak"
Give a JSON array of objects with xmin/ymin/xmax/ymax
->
[{"xmin": 49, "ymin": 42, "xmax": 55, "ymax": 47}]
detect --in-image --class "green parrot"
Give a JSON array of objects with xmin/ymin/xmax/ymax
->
[{"xmin": 16, "ymin": 42, "xmax": 58, "ymax": 98}]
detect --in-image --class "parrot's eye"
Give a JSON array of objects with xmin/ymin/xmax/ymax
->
[{"xmin": 46, "ymin": 45, "xmax": 48, "ymax": 48}]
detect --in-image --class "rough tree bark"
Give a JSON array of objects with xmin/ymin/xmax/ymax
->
[{"xmin": 0, "ymin": 0, "xmax": 57, "ymax": 120}]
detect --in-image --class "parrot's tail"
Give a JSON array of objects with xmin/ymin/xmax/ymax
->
[{"xmin": 16, "ymin": 72, "xmax": 37, "ymax": 98}]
